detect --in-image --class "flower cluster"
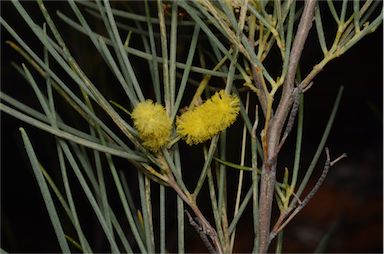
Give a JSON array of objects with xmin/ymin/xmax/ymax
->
[
  {"xmin": 131, "ymin": 100, "xmax": 172, "ymax": 151},
  {"xmin": 176, "ymin": 90, "xmax": 240, "ymax": 145}
]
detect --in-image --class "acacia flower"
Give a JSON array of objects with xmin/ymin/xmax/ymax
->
[
  {"xmin": 176, "ymin": 90, "xmax": 240, "ymax": 145},
  {"xmin": 131, "ymin": 100, "xmax": 172, "ymax": 151}
]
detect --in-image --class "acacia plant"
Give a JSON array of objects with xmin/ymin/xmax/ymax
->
[{"xmin": 1, "ymin": 0, "xmax": 382, "ymax": 253}]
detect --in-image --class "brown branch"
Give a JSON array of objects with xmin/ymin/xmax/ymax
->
[
  {"xmin": 278, "ymin": 87, "xmax": 302, "ymax": 150},
  {"xmin": 261, "ymin": 87, "xmax": 302, "ymax": 172},
  {"xmin": 247, "ymin": 14, "xmax": 268, "ymax": 116},
  {"xmin": 269, "ymin": 0, "xmax": 317, "ymax": 153},
  {"xmin": 251, "ymin": 65, "xmax": 268, "ymax": 116},
  {"xmin": 258, "ymin": 1, "xmax": 317, "ymax": 253},
  {"xmin": 167, "ymin": 171, "xmax": 223, "ymax": 254},
  {"xmin": 185, "ymin": 210, "xmax": 216, "ymax": 253},
  {"xmin": 268, "ymin": 86, "xmax": 303, "ymax": 164},
  {"xmin": 258, "ymin": 165, "xmax": 277, "ymax": 253},
  {"xmin": 269, "ymin": 148, "xmax": 347, "ymax": 242}
]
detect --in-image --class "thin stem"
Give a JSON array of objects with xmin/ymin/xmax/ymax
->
[
  {"xmin": 157, "ymin": 0, "xmax": 171, "ymax": 113},
  {"xmin": 217, "ymin": 130, "xmax": 228, "ymax": 249},
  {"xmin": 217, "ymin": 131, "xmax": 227, "ymax": 222},
  {"xmin": 91, "ymin": 130, "xmax": 114, "ymax": 244},
  {"xmin": 315, "ymin": 4, "xmax": 328, "ymax": 55},
  {"xmin": 162, "ymin": 149, "xmax": 189, "ymax": 194},
  {"xmin": 230, "ymin": 92, "xmax": 249, "ymax": 251},
  {"xmin": 20, "ymin": 129, "xmax": 71, "ymax": 253},
  {"xmin": 77, "ymin": 0, "xmax": 196, "ymax": 25},
  {"xmin": 144, "ymin": 0, "xmax": 161, "ymax": 103},
  {"xmin": 296, "ymin": 87, "xmax": 344, "ymax": 202},
  {"xmin": 197, "ymin": 0, "xmax": 249, "ymax": 61},
  {"xmin": 171, "ymin": 25, "xmax": 200, "ymax": 121},
  {"xmin": 340, "ymin": 0, "xmax": 349, "ymax": 24},
  {"xmin": 56, "ymin": 11, "xmax": 238, "ymax": 78},
  {"xmin": 248, "ymin": 14, "xmax": 267, "ymax": 115},
  {"xmin": 174, "ymin": 145, "xmax": 185, "ymax": 254},
  {"xmin": 275, "ymin": 231, "xmax": 284, "ymax": 253},
  {"xmin": 159, "ymin": 185, "xmax": 166, "ymax": 253},
  {"xmin": 270, "ymin": 87, "xmax": 344, "ymax": 242},
  {"xmin": 327, "ymin": 0, "xmax": 340, "ymax": 24},
  {"xmin": 0, "ymin": 103, "xmax": 145, "ymax": 161},
  {"xmin": 281, "ymin": 1, "xmax": 297, "ymax": 84},
  {"xmin": 206, "ymin": 151, "xmax": 225, "ymax": 248},
  {"xmin": 169, "ymin": 0, "xmax": 178, "ymax": 109},
  {"xmin": 167, "ymin": 173, "xmax": 223, "ymax": 254},
  {"xmin": 102, "ymin": 0, "xmax": 144, "ymax": 102},
  {"xmin": 193, "ymin": 135, "xmax": 220, "ymax": 197},
  {"xmin": 290, "ymin": 95, "xmax": 304, "ymax": 192},
  {"xmin": 138, "ymin": 173, "xmax": 154, "ymax": 253},
  {"xmin": 271, "ymin": 149, "xmax": 347, "ymax": 240},
  {"xmin": 252, "ymin": 105, "xmax": 260, "ymax": 253},
  {"xmin": 4, "ymin": 39, "xmax": 138, "ymax": 155},
  {"xmin": 60, "ymin": 136, "xmax": 121, "ymax": 252},
  {"xmin": 24, "ymin": 1, "xmax": 154, "ymax": 160},
  {"xmin": 228, "ymin": 186, "xmax": 253, "ymax": 234}
]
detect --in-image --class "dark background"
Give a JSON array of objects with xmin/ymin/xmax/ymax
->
[{"xmin": 1, "ymin": 1, "xmax": 382, "ymax": 253}]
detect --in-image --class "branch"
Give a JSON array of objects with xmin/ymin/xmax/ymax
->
[
  {"xmin": 251, "ymin": 64, "xmax": 268, "ymax": 115},
  {"xmin": 166, "ymin": 170, "xmax": 223, "ymax": 254},
  {"xmin": 258, "ymin": 2, "xmax": 316, "ymax": 253},
  {"xmin": 274, "ymin": 85, "xmax": 304, "ymax": 159},
  {"xmin": 270, "ymin": 148, "xmax": 347, "ymax": 242},
  {"xmin": 247, "ymin": 14, "xmax": 267, "ymax": 116},
  {"xmin": 269, "ymin": 0, "xmax": 317, "ymax": 155},
  {"xmin": 185, "ymin": 210, "xmax": 216, "ymax": 253}
]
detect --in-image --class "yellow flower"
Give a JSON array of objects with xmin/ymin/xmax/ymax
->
[
  {"xmin": 176, "ymin": 90, "xmax": 240, "ymax": 145},
  {"xmin": 131, "ymin": 100, "xmax": 172, "ymax": 151}
]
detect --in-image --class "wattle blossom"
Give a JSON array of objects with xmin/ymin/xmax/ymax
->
[
  {"xmin": 131, "ymin": 100, "xmax": 172, "ymax": 151},
  {"xmin": 177, "ymin": 90, "xmax": 240, "ymax": 145}
]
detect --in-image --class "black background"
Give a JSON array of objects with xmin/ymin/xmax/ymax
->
[{"xmin": 1, "ymin": 1, "xmax": 382, "ymax": 253}]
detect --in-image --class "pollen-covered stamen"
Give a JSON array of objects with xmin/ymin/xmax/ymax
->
[
  {"xmin": 176, "ymin": 90, "xmax": 240, "ymax": 145},
  {"xmin": 131, "ymin": 100, "xmax": 172, "ymax": 151}
]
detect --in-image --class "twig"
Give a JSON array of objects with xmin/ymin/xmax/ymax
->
[
  {"xmin": 166, "ymin": 169, "xmax": 223, "ymax": 254},
  {"xmin": 268, "ymin": 84, "xmax": 305, "ymax": 165},
  {"xmin": 269, "ymin": 148, "xmax": 347, "ymax": 242},
  {"xmin": 185, "ymin": 210, "xmax": 216, "ymax": 253},
  {"xmin": 248, "ymin": 15, "xmax": 267, "ymax": 116},
  {"xmin": 251, "ymin": 105, "xmax": 260, "ymax": 250},
  {"xmin": 251, "ymin": 64, "xmax": 268, "ymax": 116},
  {"xmin": 280, "ymin": 87, "xmax": 301, "ymax": 140},
  {"xmin": 276, "ymin": 86, "xmax": 302, "ymax": 155},
  {"xmin": 302, "ymin": 81, "xmax": 314, "ymax": 93}
]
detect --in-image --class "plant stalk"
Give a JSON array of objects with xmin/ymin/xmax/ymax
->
[{"xmin": 257, "ymin": 1, "xmax": 316, "ymax": 253}]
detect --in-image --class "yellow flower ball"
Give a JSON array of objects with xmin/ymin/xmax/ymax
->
[
  {"xmin": 131, "ymin": 100, "xmax": 172, "ymax": 151},
  {"xmin": 176, "ymin": 90, "xmax": 240, "ymax": 145}
]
